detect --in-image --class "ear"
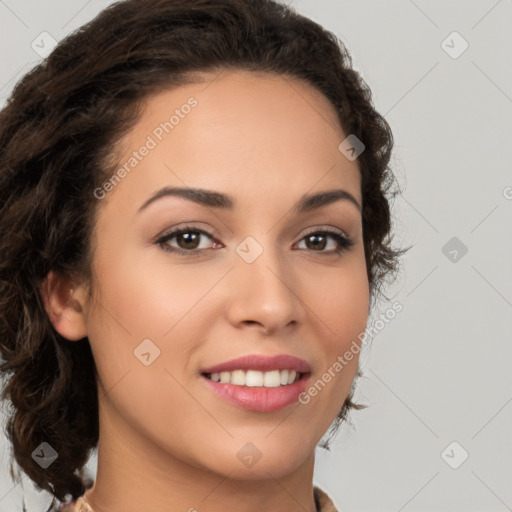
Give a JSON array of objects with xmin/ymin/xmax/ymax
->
[{"xmin": 40, "ymin": 270, "xmax": 88, "ymax": 341}]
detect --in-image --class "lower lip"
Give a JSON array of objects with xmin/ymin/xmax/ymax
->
[{"xmin": 200, "ymin": 374, "xmax": 310, "ymax": 412}]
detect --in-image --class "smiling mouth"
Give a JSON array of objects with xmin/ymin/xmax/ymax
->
[{"xmin": 201, "ymin": 369, "xmax": 308, "ymax": 388}]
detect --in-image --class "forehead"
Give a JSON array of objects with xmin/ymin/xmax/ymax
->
[{"xmin": 103, "ymin": 69, "xmax": 362, "ymax": 212}]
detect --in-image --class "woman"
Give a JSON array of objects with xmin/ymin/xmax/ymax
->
[{"xmin": 0, "ymin": 1, "xmax": 404, "ymax": 510}]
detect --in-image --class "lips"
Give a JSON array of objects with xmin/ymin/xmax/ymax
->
[
  {"xmin": 200, "ymin": 354, "xmax": 312, "ymax": 374},
  {"xmin": 200, "ymin": 354, "xmax": 312, "ymax": 412}
]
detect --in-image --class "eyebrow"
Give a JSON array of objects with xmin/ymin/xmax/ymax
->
[{"xmin": 137, "ymin": 186, "xmax": 361, "ymax": 214}]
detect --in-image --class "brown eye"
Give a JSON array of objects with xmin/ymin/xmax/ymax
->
[
  {"xmin": 304, "ymin": 233, "xmax": 328, "ymax": 251},
  {"xmin": 173, "ymin": 231, "xmax": 202, "ymax": 250},
  {"xmin": 156, "ymin": 227, "xmax": 218, "ymax": 255},
  {"xmin": 155, "ymin": 227, "xmax": 353, "ymax": 257},
  {"xmin": 296, "ymin": 230, "xmax": 354, "ymax": 254}
]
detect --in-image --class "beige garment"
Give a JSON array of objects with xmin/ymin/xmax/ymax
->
[
  {"xmin": 59, "ymin": 485, "xmax": 339, "ymax": 511},
  {"xmin": 314, "ymin": 485, "xmax": 340, "ymax": 511},
  {"xmin": 58, "ymin": 496, "xmax": 93, "ymax": 512}
]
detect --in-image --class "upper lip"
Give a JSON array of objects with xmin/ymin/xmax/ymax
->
[{"xmin": 201, "ymin": 354, "xmax": 311, "ymax": 374}]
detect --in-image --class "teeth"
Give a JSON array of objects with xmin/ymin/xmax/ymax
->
[
  {"xmin": 246, "ymin": 370, "xmax": 262, "ymax": 387},
  {"xmin": 219, "ymin": 371, "xmax": 230, "ymax": 383},
  {"xmin": 263, "ymin": 370, "xmax": 279, "ymax": 387},
  {"xmin": 231, "ymin": 370, "xmax": 245, "ymax": 385},
  {"xmin": 207, "ymin": 369, "xmax": 301, "ymax": 387}
]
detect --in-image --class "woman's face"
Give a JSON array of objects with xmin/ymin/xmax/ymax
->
[{"xmin": 80, "ymin": 69, "xmax": 369, "ymax": 480}]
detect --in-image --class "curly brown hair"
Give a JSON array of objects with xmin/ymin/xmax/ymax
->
[{"xmin": 0, "ymin": 0, "xmax": 406, "ymax": 508}]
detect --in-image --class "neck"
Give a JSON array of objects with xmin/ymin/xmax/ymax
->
[
  {"xmin": 83, "ymin": 397, "xmax": 318, "ymax": 512},
  {"xmin": 84, "ymin": 454, "xmax": 318, "ymax": 512}
]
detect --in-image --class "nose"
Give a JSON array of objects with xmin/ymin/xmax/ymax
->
[{"xmin": 225, "ymin": 244, "xmax": 306, "ymax": 335}]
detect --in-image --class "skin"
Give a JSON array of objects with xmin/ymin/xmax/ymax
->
[{"xmin": 43, "ymin": 69, "xmax": 369, "ymax": 512}]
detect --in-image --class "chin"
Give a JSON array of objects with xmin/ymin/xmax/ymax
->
[
  {"xmin": 211, "ymin": 439, "xmax": 314, "ymax": 480},
  {"xmin": 215, "ymin": 458, "xmax": 307, "ymax": 481}
]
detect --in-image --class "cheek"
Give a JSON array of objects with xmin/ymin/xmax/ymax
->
[
  {"xmin": 84, "ymin": 248, "xmax": 224, "ymax": 389},
  {"xmin": 90, "ymin": 247, "xmax": 215, "ymax": 339},
  {"xmin": 297, "ymin": 255, "xmax": 369, "ymax": 409},
  {"xmin": 308, "ymin": 253, "xmax": 369, "ymax": 347}
]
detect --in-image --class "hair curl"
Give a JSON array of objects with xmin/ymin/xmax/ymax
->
[{"xmin": 0, "ymin": 0, "xmax": 406, "ymax": 507}]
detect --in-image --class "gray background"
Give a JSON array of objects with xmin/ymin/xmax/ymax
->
[{"xmin": 1, "ymin": 1, "xmax": 511, "ymax": 511}]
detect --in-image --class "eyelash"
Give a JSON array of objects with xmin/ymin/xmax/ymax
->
[{"xmin": 155, "ymin": 225, "xmax": 354, "ymax": 257}]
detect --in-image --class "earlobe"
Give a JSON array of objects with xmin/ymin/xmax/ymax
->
[{"xmin": 41, "ymin": 270, "xmax": 88, "ymax": 341}]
